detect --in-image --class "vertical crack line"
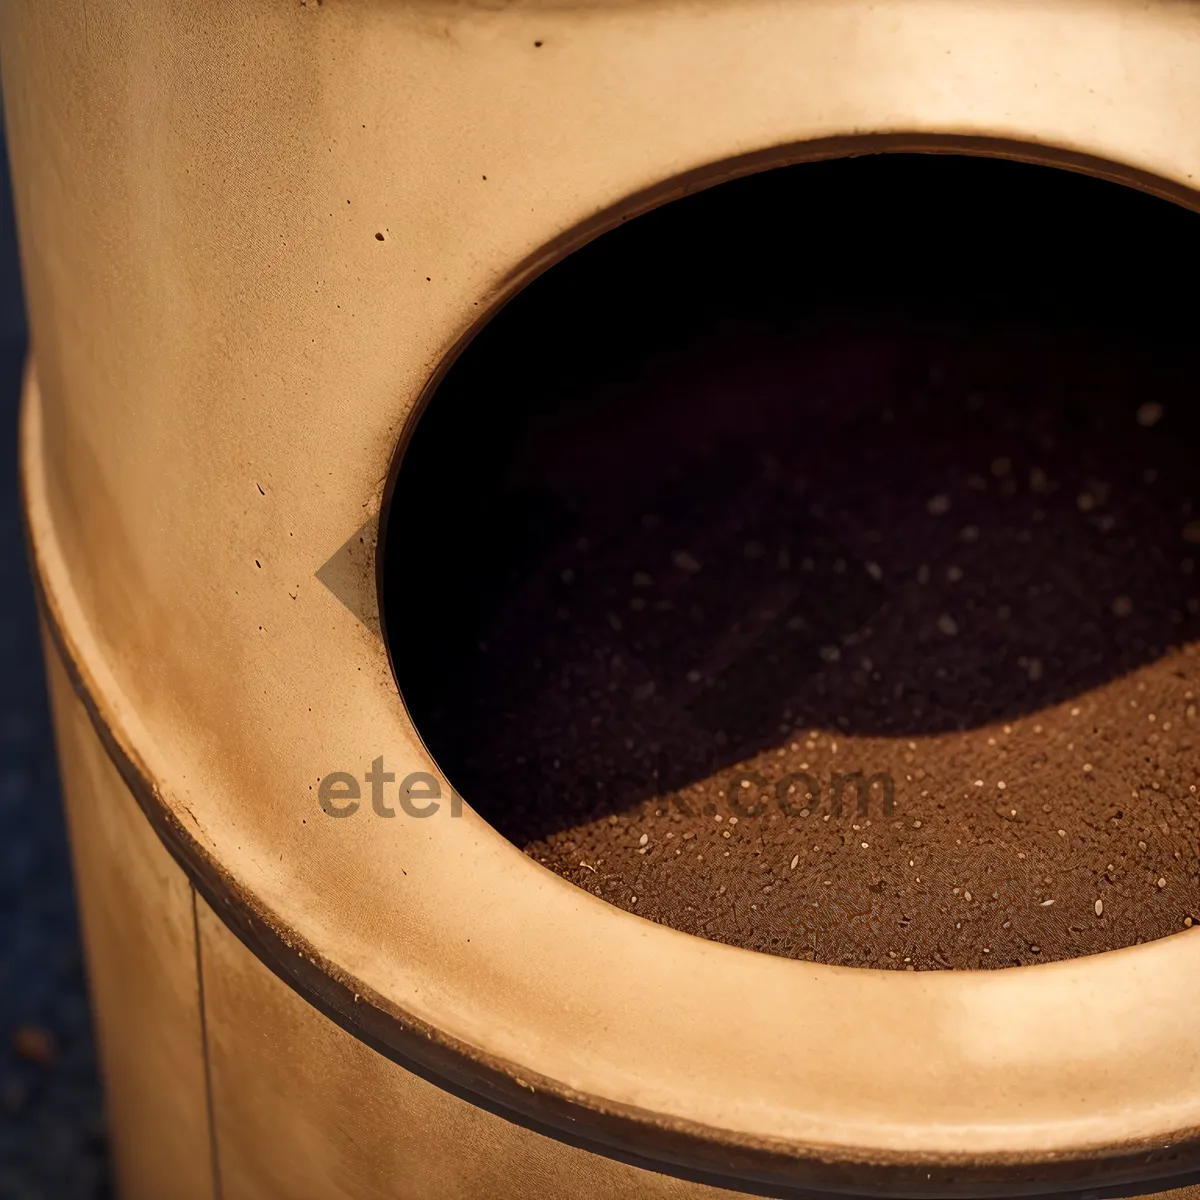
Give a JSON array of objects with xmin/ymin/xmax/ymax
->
[{"xmin": 192, "ymin": 886, "xmax": 224, "ymax": 1200}]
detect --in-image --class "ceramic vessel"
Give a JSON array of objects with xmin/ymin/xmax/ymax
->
[{"xmin": 4, "ymin": 1, "xmax": 1200, "ymax": 1197}]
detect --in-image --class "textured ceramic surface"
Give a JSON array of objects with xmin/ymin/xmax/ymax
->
[{"xmin": 6, "ymin": 0, "xmax": 1200, "ymax": 1195}]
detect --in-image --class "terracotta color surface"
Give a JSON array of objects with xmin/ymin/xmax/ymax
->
[
  {"xmin": 7, "ymin": 0, "xmax": 1200, "ymax": 1194},
  {"xmin": 196, "ymin": 893, "xmax": 750, "ymax": 1200},
  {"xmin": 45, "ymin": 632, "xmax": 1200, "ymax": 1200},
  {"xmin": 43, "ymin": 643, "xmax": 215, "ymax": 1200}
]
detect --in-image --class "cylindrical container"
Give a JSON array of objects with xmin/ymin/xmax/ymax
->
[{"xmin": 4, "ymin": 2, "xmax": 1200, "ymax": 1198}]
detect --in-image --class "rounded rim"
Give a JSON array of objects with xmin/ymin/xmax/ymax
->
[{"xmin": 26, "ymin": 136, "xmax": 1200, "ymax": 1200}]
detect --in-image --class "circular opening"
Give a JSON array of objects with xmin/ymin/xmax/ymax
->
[{"xmin": 382, "ymin": 152, "xmax": 1200, "ymax": 971}]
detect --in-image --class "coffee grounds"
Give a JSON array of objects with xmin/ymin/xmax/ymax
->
[{"xmin": 419, "ymin": 314, "xmax": 1200, "ymax": 969}]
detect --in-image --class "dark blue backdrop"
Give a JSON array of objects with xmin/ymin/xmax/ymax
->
[{"xmin": 0, "ymin": 123, "xmax": 109, "ymax": 1199}]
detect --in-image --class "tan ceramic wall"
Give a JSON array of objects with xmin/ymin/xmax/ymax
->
[
  {"xmin": 44, "ymin": 639, "xmax": 217, "ymax": 1200},
  {"xmin": 195, "ymin": 895, "xmax": 753, "ymax": 1200},
  {"xmin": 46, "ymin": 626, "xmax": 1200, "ymax": 1200},
  {"xmin": 16, "ymin": 0, "xmax": 1200, "ymax": 1192},
  {"xmin": 46, "ymin": 634, "xmax": 752, "ymax": 1199}
]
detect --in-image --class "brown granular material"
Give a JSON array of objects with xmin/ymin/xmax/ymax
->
[{"xmin": 422, "ymin": 314, "xmax": 1200, "ymax": 969}]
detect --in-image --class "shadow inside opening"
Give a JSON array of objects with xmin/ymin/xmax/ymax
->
[{"xmin": 383, "ymin": 153, "xmax": 1200, "ymax": 969}]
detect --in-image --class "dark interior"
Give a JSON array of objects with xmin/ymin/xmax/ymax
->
[{"xmin": 380, "ymin": 153, "xmax": 1200, "ymax": 969}]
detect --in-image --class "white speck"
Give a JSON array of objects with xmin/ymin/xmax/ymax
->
[
  {"xmin": 638, "ymin": 833, "xmax": 648, "ymax": 846},
  {"xmin": 1082, "ymin": 763, "xmax": 1093, "ymax": 773},
  {"xmin": 1095, "ymin": 899, "xmax": 1103, "ymax": 916},
  {"xmin": 973, "ymin": 779, "xmax": 984, "ymax": 787},
  {"xmin": 865, "ymin": 561, "xmax": 883, "ymax": 580},
  {"xmin": 1041, "ymin": 898, "xmax": 1055, "ymax": 906},
  {"xmin": 964, "ymin": 891, "xmax": 972, "ymax": 901},
  {"xmin": 790, "ymin": 855, "xmax": 799, "ymax": 869},
  {"xmin": 819, "ymin": 645, "xmax": 841, "ymax": 663},
  {"xmin": 861, "ymin": 842, "xmax": 869, "ymax": 849},
  {"xmin": 1158, "ymin": 877, "xmax": 1167, "ymax": 888}
]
